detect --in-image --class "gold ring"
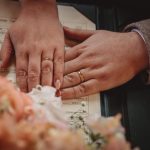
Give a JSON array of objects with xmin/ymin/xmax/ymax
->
[
  {"xmin": 18, "ymin": 70, "xmax": 27, "ymax": 77},
  {"xmin": 78, "ymin": 71, "xmax": 85, "ymax": 83},
  {"xmin": 42, "ymin": 58, "xmax": 52, "ymax": 61}
]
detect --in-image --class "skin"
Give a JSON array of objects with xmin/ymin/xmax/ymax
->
[
  {"xmin": 61, "ymin": 27, "xmax": 149, "ymax": 99},
  {"xmin": 0, "ymin": 0, "xmax": 64, "ymax": 92}
]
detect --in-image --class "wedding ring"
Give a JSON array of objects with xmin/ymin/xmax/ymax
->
[
  {"xmin": 42, "ymin": 57, "xmax": 52, "ymax": 61},
  {"xmin": 18, "ymin": 70, "xmax": 27, "ymax": 77},
  {"xmin": 78, "ymin": 71, "xmax": 85, "ymax": 83}
]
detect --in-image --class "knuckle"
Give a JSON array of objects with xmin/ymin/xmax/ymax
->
[
  {"xmin": 31, "ymin": 44, "xmax": 40, "ymax": 54},
  {"xmin": 75, "ymin": 58, "xmax": 84, "ymax": 69},
  {"xmin": 30, "ymin": 42, "xmax": 37, "ymax": 50},
  {"xmin": 46, "ymin": 41, "xmax": 55, "ymax": 48},
  {"xmin": 56, "ymin": 42, "xmax": 64, "ymax": 49},
  {"xmin": 17, "ymin": 69, "xmax": 27, "ymax": 77},
  {"xmin": 76, "ymin": 48, "xmax": 83, "ymax": 57},
  {"xmin": 84, "ymin": 51, "xmax": 95, "ymax": 59},
  {"xmin": 16, "ymin": 50, "xmax": 27, "ymax": 58},
  {"xmin": 28, "ymin": 69, "xmax": 39, "ymax": 77},
  {"xmin": 15, "ymin": 43, "xmax": 27, "ymax": 52},
  {"xmin": 65, "ymin": 73, "xmax": 77, "ymax": 83},
  {"xmin": 28, "ymin": 69, "xmax": 40, "ymax": 82},
  {"xmin": 42, "ymin": 61, "xmax": 52, "ymax": 74},
  {"xmin": 98, "ymin": 70, "xmax": 110, "ymax": 81},
  {"xmin": 75, "ymin": 44, "xmax": 88, "ymax": 56},
  {"xmin": 78, "ymin": 83, "xmax": 86, "ymax": 96},
  {"xmin": 26, "ymin": 43, "xmax": 41, "ymax": 55},
  {"xmin": 43, "ymin": 47, "xmax": 54, "ymax": 54},
  {"xmin": 54, "ymin": 56, "xmax": 64, "ymax": 64},
  {"xmin": 40, "ymin": 42, "xmax": 54, "ymax": 51}
]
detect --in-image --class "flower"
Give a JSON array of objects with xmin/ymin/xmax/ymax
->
[{"xmin": 0, "ymin": 77, "xmax": 137, "ymax": 150}]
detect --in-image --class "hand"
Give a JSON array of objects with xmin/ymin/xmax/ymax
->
[
  {"xmin": 0, "ymin": 0, "xmax": 64, "ymax": 92},
  {"xmin": 61, "ymin": 27, "xmax": 148, "ymax": 99}
]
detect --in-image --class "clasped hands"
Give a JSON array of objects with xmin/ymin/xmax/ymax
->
[{"xmin": 0, "ymin": 1, "xmax": 148, "ymax": 100}]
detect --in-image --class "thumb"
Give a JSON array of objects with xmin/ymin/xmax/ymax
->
[
  {"xmin": 0, "ymin": 32, "xmax": 14, "ymax": 68},
  {"xmin": 63, "ymin": 26, "xmax": 95, "ymax": 42}
]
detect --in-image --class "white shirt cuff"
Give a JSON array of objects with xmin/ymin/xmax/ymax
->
[{"xmin": 132, "ymin": 29, "xmax": 146, "ymax": 43}]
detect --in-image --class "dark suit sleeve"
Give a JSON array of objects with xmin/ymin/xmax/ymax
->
[{"xmin": 124, "ymin": 19, "xmax": 150, "ymax": 83}]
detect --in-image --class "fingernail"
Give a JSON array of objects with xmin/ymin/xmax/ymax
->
[
  {"xmin": 55, "ymin": 79, "xmax": 61, "ymax": 90},
  {"xmin": 55, "ymin": 90, "xmax": 62, "ymax": 97}
]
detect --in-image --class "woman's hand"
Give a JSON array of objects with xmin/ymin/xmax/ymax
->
[
  {"xmin": 61, "ymin": 27, "xmax": 148, "ymax": 99},
  {"xmin": 0, "ymin": 0, "xmax": 64, "ymax": 92}
]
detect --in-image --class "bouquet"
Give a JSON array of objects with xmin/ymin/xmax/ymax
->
[{"xmin": 0, "ymin": 77, "xmax": 138, "ymax": 150}]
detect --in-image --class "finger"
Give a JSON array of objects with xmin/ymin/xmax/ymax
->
[
  {"xmin": 65, "ymin": 44, "xmax": 83, "ymax": 62},
  {"xmin": 61, "ymin": 79, "xmax": 99, "ymax": 100},
  {"xmin": 20, "ymin": 92, "xmax": 32, "ymax": 106},
  {"xmin": 64, "ymin": 57, "xmax": 84, "ymax": 75},
  {"xmin": 65, "ymin": 38, "xmax": 79, "ymax": 47},
  {"xmin": 62, "ymin": 68, "xmax": 90, "ymax": 88},
  {"xmin": 28, "ymin": 52, "xmax": 41, "ymax": 91},
  {"xmin": 64, "ymin": 26, "xmax": 95, "ymax": 42},
  {"xmin": 41, "ymin": 50, "xmax": 53, "ymax": 86},
  {"xmin": 62, "ymin": 72, "xmax": 81, "ymax": 88},
  {"xmin": 0, "ymin": 32, "xmax": 14, "ymax": 68},
  {"xmin": 54, "ymin": 47, "xmax": 64, "ymax": 90},
  {"xmin": 16, "ymin": 52, "xmax": 28, "ymax": 92}
]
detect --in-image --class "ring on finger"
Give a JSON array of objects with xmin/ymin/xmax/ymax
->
[
  {"xmin": 77, "ymin": 71, "xmax": 85, "ymax": 83},
  {"xmin": 18, "ymin": 70, "xmax": 27, "ymax": 77},
  {"xmin": 42, "ymin": 57, "xmax": 53, "ymax": 61}
]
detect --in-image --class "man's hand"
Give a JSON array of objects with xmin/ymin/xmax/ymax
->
[
  {"xmin": 61, "ymin": 27, "xmax": 148, "ymax": 99},
  {"xmin": 0, "ymin": 0, "xmax": 64, "ymax": 92}
]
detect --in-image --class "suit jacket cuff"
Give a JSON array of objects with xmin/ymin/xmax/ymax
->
[{"xmin": 123, "ymin": 19, "xmax": 150, "ymax": 83}]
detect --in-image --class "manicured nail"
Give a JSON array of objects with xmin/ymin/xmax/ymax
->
[
  {"xmin": 55, "ymin": 90, "xmax": 62, "ymax": 97},
  {"xmin": 55, "ymin": 79, "xmax": 61, "ymax": 90}
]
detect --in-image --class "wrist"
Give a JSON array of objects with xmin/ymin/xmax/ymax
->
[{"xmin": 128, "ymin": 32, "xmax": 149, "ymax": 74}]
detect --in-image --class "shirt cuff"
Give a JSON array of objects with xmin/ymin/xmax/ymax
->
[
  {"xmin": 132, "ymin": 29, "xmax": 146, "ymax": 43},
  {"xmin": 131, "ymin": 29, "xmax": 150, "ymax": 83}
]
